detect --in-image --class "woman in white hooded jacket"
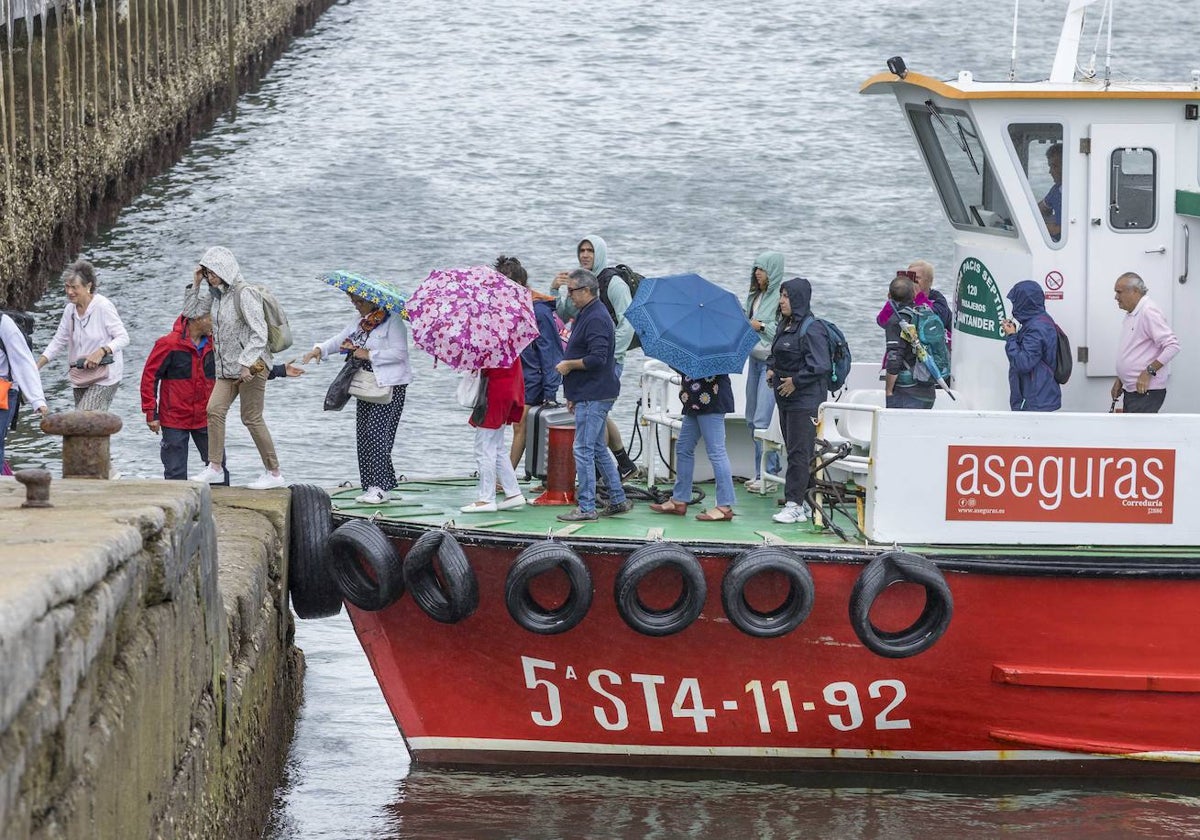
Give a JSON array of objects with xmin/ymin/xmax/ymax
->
[
  {"xmin": 182, "ymin": 246, "xmax": 284, "ymax": 490},
  {"xmin": 38, "ymin": 260, "xmax": 129, "ymax": 411}
]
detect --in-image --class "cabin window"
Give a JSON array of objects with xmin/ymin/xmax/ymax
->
[
  {"xmin": 906, "ymin": 103, "xmax": 1015, "ymax": 238},
  {"xmin": 1108, "ymin": 147, "xmax": 1157, "ymax": 231},
  {"xmin": 1007, "ymin": 124, "xmax": 1065, "ymax": 245}
]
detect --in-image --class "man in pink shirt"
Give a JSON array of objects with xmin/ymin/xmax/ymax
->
[{"xmin": 1110, "ymin": 272, "xmax": 1180, "ymax": 413}]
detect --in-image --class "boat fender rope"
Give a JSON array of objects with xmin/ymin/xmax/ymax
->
[
  {"xmin": 505, "ymin": 540, "xmax": 594, "ymax": 635},
  {"xmin": 326, "ymin": 519, "xmax": 405, "ymax": 612},
  {"xmin": 613, "ymin": 542, "xmax": 707, "ymax": 637},
  {"xmin": 721, "ymin": 546, "xmax": 815, "ymax": 638},
  {"xmin": 287, "ymin": 484, "xmax": 343, "ymax": 619},
  {"xmin": 848, "ymin": 551, "xmax": 953, "ymax": 658},
  {"xmin": 402, "ymin": 529, "xmax": 479, "ymax": 623}
]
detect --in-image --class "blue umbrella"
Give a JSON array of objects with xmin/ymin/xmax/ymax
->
[
  {"xmin": 319, "ymin": 270, "xmax": 409, "ymax": 319},
  {"xmin": 624, "ymin": 273, "xmax": 758, "ymax": 379}
]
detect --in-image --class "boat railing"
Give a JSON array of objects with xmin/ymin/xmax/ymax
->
[{"xmin": 639, "ymin": 362, "xmax": 684, "ymax": 488}]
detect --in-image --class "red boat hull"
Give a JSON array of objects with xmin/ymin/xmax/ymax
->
[{"xmin": 345, "ymin": 533, "xmax": 1200, "ymax": 775}]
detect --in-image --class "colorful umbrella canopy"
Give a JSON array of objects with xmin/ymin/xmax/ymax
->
[
  {"xmin": 405, "ymin": 265, "xmax": 540, "ymax": 370},
  {"xmin": 624, "ymin": 273, "xmax": 758, "ymax": 379},
  {"xmin": 319, "ymin": 270, "xmax": 409, "ymax": 318}
]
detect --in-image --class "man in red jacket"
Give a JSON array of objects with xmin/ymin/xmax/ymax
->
[{"xmin": 141, "ymin": 314, "xmax": 231, "ymax": 483}]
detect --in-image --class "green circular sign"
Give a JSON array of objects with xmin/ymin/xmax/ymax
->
[{"xmin": 955, "ymin": 257, "xmax": 1007, "ymax": 340}]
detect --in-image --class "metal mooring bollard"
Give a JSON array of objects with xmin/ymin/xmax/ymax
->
[
  {"xmin": 14, "ymin": 469, "xmax": 53, "ymax": 507},
  {"xmin": 40, "ymin": 411, "xmax": 123, "ymax": 479}
]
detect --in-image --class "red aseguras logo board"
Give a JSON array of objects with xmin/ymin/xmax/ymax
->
[{"xmin": 946, "ymin": 445, "xmax": 1175, "ymax": 523}]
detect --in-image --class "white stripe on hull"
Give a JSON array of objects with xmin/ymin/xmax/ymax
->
[{"xmin": 406, "ymin": 737, "xmax": 1200, "ymax": 763}]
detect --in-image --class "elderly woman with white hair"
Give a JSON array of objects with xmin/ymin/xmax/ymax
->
[
  {"xmin": 182, "ymin": 246, "xmax": 285, "ymax": 490},
  {"xmin": 38, "ymin": 259, "xmax": 129, "ymax": 411}
]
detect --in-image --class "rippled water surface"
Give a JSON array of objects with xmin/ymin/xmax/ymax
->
[{"xmin": 16, "ymin": 0, "xmax": 1200, "ymax": 836}]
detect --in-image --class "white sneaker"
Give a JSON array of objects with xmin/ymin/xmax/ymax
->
[
  {"xmin": 194, "ymin": 464, "xmax": 225, "ymax": 485},
  {"xmin": 355, "ymin": 487, "xmax": 389, "ymax": 504},
  {"xmin": 246, "ymin": 471, "xmax": 286, "ymax": 490},
  {"xmin": 772, "ymin": 501, "xmax": 810, "ymax": 524},
  {"xmin": 745, "ymin": 478, "xmax": 764, "ymax": 493},
  {"xmin": 497, "ymin": 494, "xmax": 527, "ymax": 511},
  {"xmin": 460, "ymin": 500, "xmax": 498, "ymax": 513}
]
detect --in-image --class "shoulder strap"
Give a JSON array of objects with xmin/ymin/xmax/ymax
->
[{"xmin": 798, "ymin": 314, "xmax": 815, "ymax": 336}]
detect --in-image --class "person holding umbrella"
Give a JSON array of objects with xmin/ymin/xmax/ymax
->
[
  {"xmin": 301, "ymin": 288, "xmax": 413, "ymax": 504},
  {"xmin": 649, "ymin": 373, "xmax": 737, "ymax": 521},
  {"xmin": 883, "ymin": 273, "xmax": 936, "ymax": 409},
  {"xmin": 553, "ymin": 268, "xmax": 633, "ymax": 522},
  {"xmin": 767, "ymin": 277, "xmax": 831, "ymax": 525}
]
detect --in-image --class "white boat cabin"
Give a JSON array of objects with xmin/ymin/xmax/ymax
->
[{"xmin": 643, "ymin": 4, "xmax": 1200, "ymax": 549}]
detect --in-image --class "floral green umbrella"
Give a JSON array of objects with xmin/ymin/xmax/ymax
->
[{"xmin": 318, "ymin": 270, "xmax": 409, "ymax": 319}]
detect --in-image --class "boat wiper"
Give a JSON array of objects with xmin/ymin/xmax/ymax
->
[{"xmin": 925, "ymin": 100, "xmax": 981, "ymax": 176}]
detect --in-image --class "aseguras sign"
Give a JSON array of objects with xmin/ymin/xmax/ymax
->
[{"xmin": 945, "ymin": 445, "xmax": 1175, "ymax": 523}]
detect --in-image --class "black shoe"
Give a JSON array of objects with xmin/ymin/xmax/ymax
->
[
  {"xmin": 600, "ymin": 499, "xmax": 635, "ymax": 517},
  {"xmin": 618, "ymin": 465, "xmax": 638, "ymax": 481},
  {"xmin": 557, "ymin": 508, "xmax": 598, "ymax": 522}
]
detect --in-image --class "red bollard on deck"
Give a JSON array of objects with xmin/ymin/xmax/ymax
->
[{"xmin": 533, "ymin": 425, "xmax": 576, "ymax": 506}]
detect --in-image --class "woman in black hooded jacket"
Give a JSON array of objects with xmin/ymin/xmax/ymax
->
[{"xmin": 766, "ymin": 277, "xmax": 832, "ymax": 524}]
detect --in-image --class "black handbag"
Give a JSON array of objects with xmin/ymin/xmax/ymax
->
[{"xmin": 323, "ymin": 358, "xmax": 359, "ymax": 412}]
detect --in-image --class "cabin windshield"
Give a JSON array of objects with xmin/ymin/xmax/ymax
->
[
  {"xmin": 1008, "ymin": 124, "xmax": 1065, "ymax": 246},
  {"xmin": 907, "ymin": 103, "xmax": 1016, "ymax": 237}
]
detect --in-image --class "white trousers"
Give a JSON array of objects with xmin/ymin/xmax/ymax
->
[{"xmin": 475, "ymin": 426, "xmax": 521, "ymax": 502}]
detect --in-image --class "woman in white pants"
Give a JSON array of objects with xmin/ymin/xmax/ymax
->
[{"xmin": 460, "ymin": 361, "xmax": 526, "ymax": 513}]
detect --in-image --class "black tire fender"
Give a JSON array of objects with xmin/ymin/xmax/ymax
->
[
  {"xmin": 402, "ymin": 529, "xmax": 479, "ymax": 623},
  {"xmin": 613, "ymin": 542, "xmax": 706, "ymax": 637},
  {"xmin": 287, "ymin": 484, "xmax": 342, "ymax": 619},
  {"xmin": 505, "ymin": 540, "xmax": 593, "ymax": 635},
  {"xmin": 849, "ymin": 550, "xmax": 953, "ymax": 658},
  {"xmin": 721, "ymin": 546, "xmax": 815, "ymax": 638},
  {"xmin": 327, "ymin": 520, "xmax": 405, "ymax": 611}
]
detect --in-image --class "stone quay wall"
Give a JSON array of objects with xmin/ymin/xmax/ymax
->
[
  {"xmin": 0, "ymin": 481, "xmax": 303, "ymax": 840},
  {"xmin": 0, "ymin": 0, "xmax": 337, "ymax": 308}
]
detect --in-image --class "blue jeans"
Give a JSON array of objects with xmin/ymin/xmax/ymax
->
[
  {"xmin": 746, "ymin": 357, "xmax": 780, "ymax": 477},
  {"xmin": 886, "ymin": 389, "xmax": 934, "ymax": 409},
  {"xmin": 573, "ymin": 399, "xmax": 626, "ymax": 513},
  {"xmin": 0, "ymin": 396, "xmax": 16, "ymax": 468},
  {"xmin": 674, "ymin": 413, "xmax": 735, "ymax": 508}
]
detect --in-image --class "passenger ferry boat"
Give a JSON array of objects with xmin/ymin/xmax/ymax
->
[{"xmin": 287, "ymin": 2, "xmax": 1200, "ymax": 775}]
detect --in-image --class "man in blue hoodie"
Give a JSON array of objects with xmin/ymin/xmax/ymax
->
[
  {"xmin": 1002, "ymin": 280, "xmax": 1062, "ymax": 411},
  {"xmin": 766, "ymin": 277, "xmax": 831, "ymax": 524},
  {"xmin": 554, "ymin": 268, "xmax": 633, "ymax": 521}
]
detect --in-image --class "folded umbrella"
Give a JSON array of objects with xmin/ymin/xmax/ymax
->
[
  {"xmin": 624, "ymin": 273, "xmax": 758, "ymax": 379},
  {"xmin": 405, "ymin": 266, "xmax": 540, "ymax": 370}
]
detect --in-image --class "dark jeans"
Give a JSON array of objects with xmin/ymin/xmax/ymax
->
[
  {"xmin": 778, "ymin": 407, "xmax": 817, "ymax": 506},
  {"xmin": 887, "ymin": 389, "xmax": 934, "ymax": 409},
  {"xmin": 0, "ymin": 394, "xmax": 16, "ymax": 467},
  {"xmin": 1123, "ymin": 389, "xmax": 1166, "ymax": 414},
  {"xmin": 162, "ymin": 427, "xmax": 229, "ymax": 484}
]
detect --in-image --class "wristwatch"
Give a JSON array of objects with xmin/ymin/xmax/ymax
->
[{"xmin": 1147, "ymin": 365, "xmax": 1158, "ymax": 377}]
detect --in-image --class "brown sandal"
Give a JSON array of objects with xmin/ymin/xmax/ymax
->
[
  {"xmin": 649, "ymin": 500, "xmax": 688, "ymax": 515},
  {"xmin": 694, "ymin": 507, "xmax": 735, "ymax": 522}
]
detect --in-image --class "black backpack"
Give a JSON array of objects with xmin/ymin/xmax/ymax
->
[
  {"xmin": 1040, "ymin": 316, "xmax": 1072, "ymax": 384},
  {"xmin": 0, "ymin": 310, "xmax": 35, "ymax": 353},
  {"xmin": 597, "ymin": 265, "xmax": 644, "ymax": 350}
]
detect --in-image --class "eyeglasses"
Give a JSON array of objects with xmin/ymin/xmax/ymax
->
[{"xmin": 567, "ymin": 286, "xmax": 586, "ymax": 293}]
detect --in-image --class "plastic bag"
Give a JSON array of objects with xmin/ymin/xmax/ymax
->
[{"xmin": 324, "ymin": 358, "xmax": 358, "ymax": 411}]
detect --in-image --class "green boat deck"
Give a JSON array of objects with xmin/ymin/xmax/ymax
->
[{"xmin": 326, "ymin": 477, "xmax": 861, "ymax": 549}]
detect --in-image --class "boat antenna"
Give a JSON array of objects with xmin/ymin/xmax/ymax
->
[
  {"xmin": 1009, "ymin": 0, "xmax": 1019, "ymax": 81},
  {"xmin": 1102, "ymin": 0, "xmax": 1114, "ymax": 89},
  {"xmin": 1083, "ymin": 0, "xmax": 1115, "ymax": 85}
]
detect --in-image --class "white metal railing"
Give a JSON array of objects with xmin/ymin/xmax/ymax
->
[{"xmin": 639, "ymin": 362, "xmax": 683, "ymax": 487}]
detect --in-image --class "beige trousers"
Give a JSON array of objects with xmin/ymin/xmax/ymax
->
[{"xmin": 207, "ymin": 370, "xmax": 279, "ymax": 472}]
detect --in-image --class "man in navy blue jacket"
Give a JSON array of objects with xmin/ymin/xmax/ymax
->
[{"xmin": 553, "ymin": 269, "xmax": 633, "ymax": 521}]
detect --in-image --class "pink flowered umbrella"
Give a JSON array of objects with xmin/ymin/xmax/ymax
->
[{"xmin": 405, "ymin": 266, "xmax": 540, "ymax": 370}]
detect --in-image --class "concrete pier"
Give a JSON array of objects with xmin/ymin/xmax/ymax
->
[{"xmin": 0, "ymin": 480, "xmax": 303, "ymax": 840}]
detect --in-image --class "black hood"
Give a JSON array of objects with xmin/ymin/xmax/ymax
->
[{"xmin": 781, "ymin": 276, "xmax": 812, "ymax": 321}]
